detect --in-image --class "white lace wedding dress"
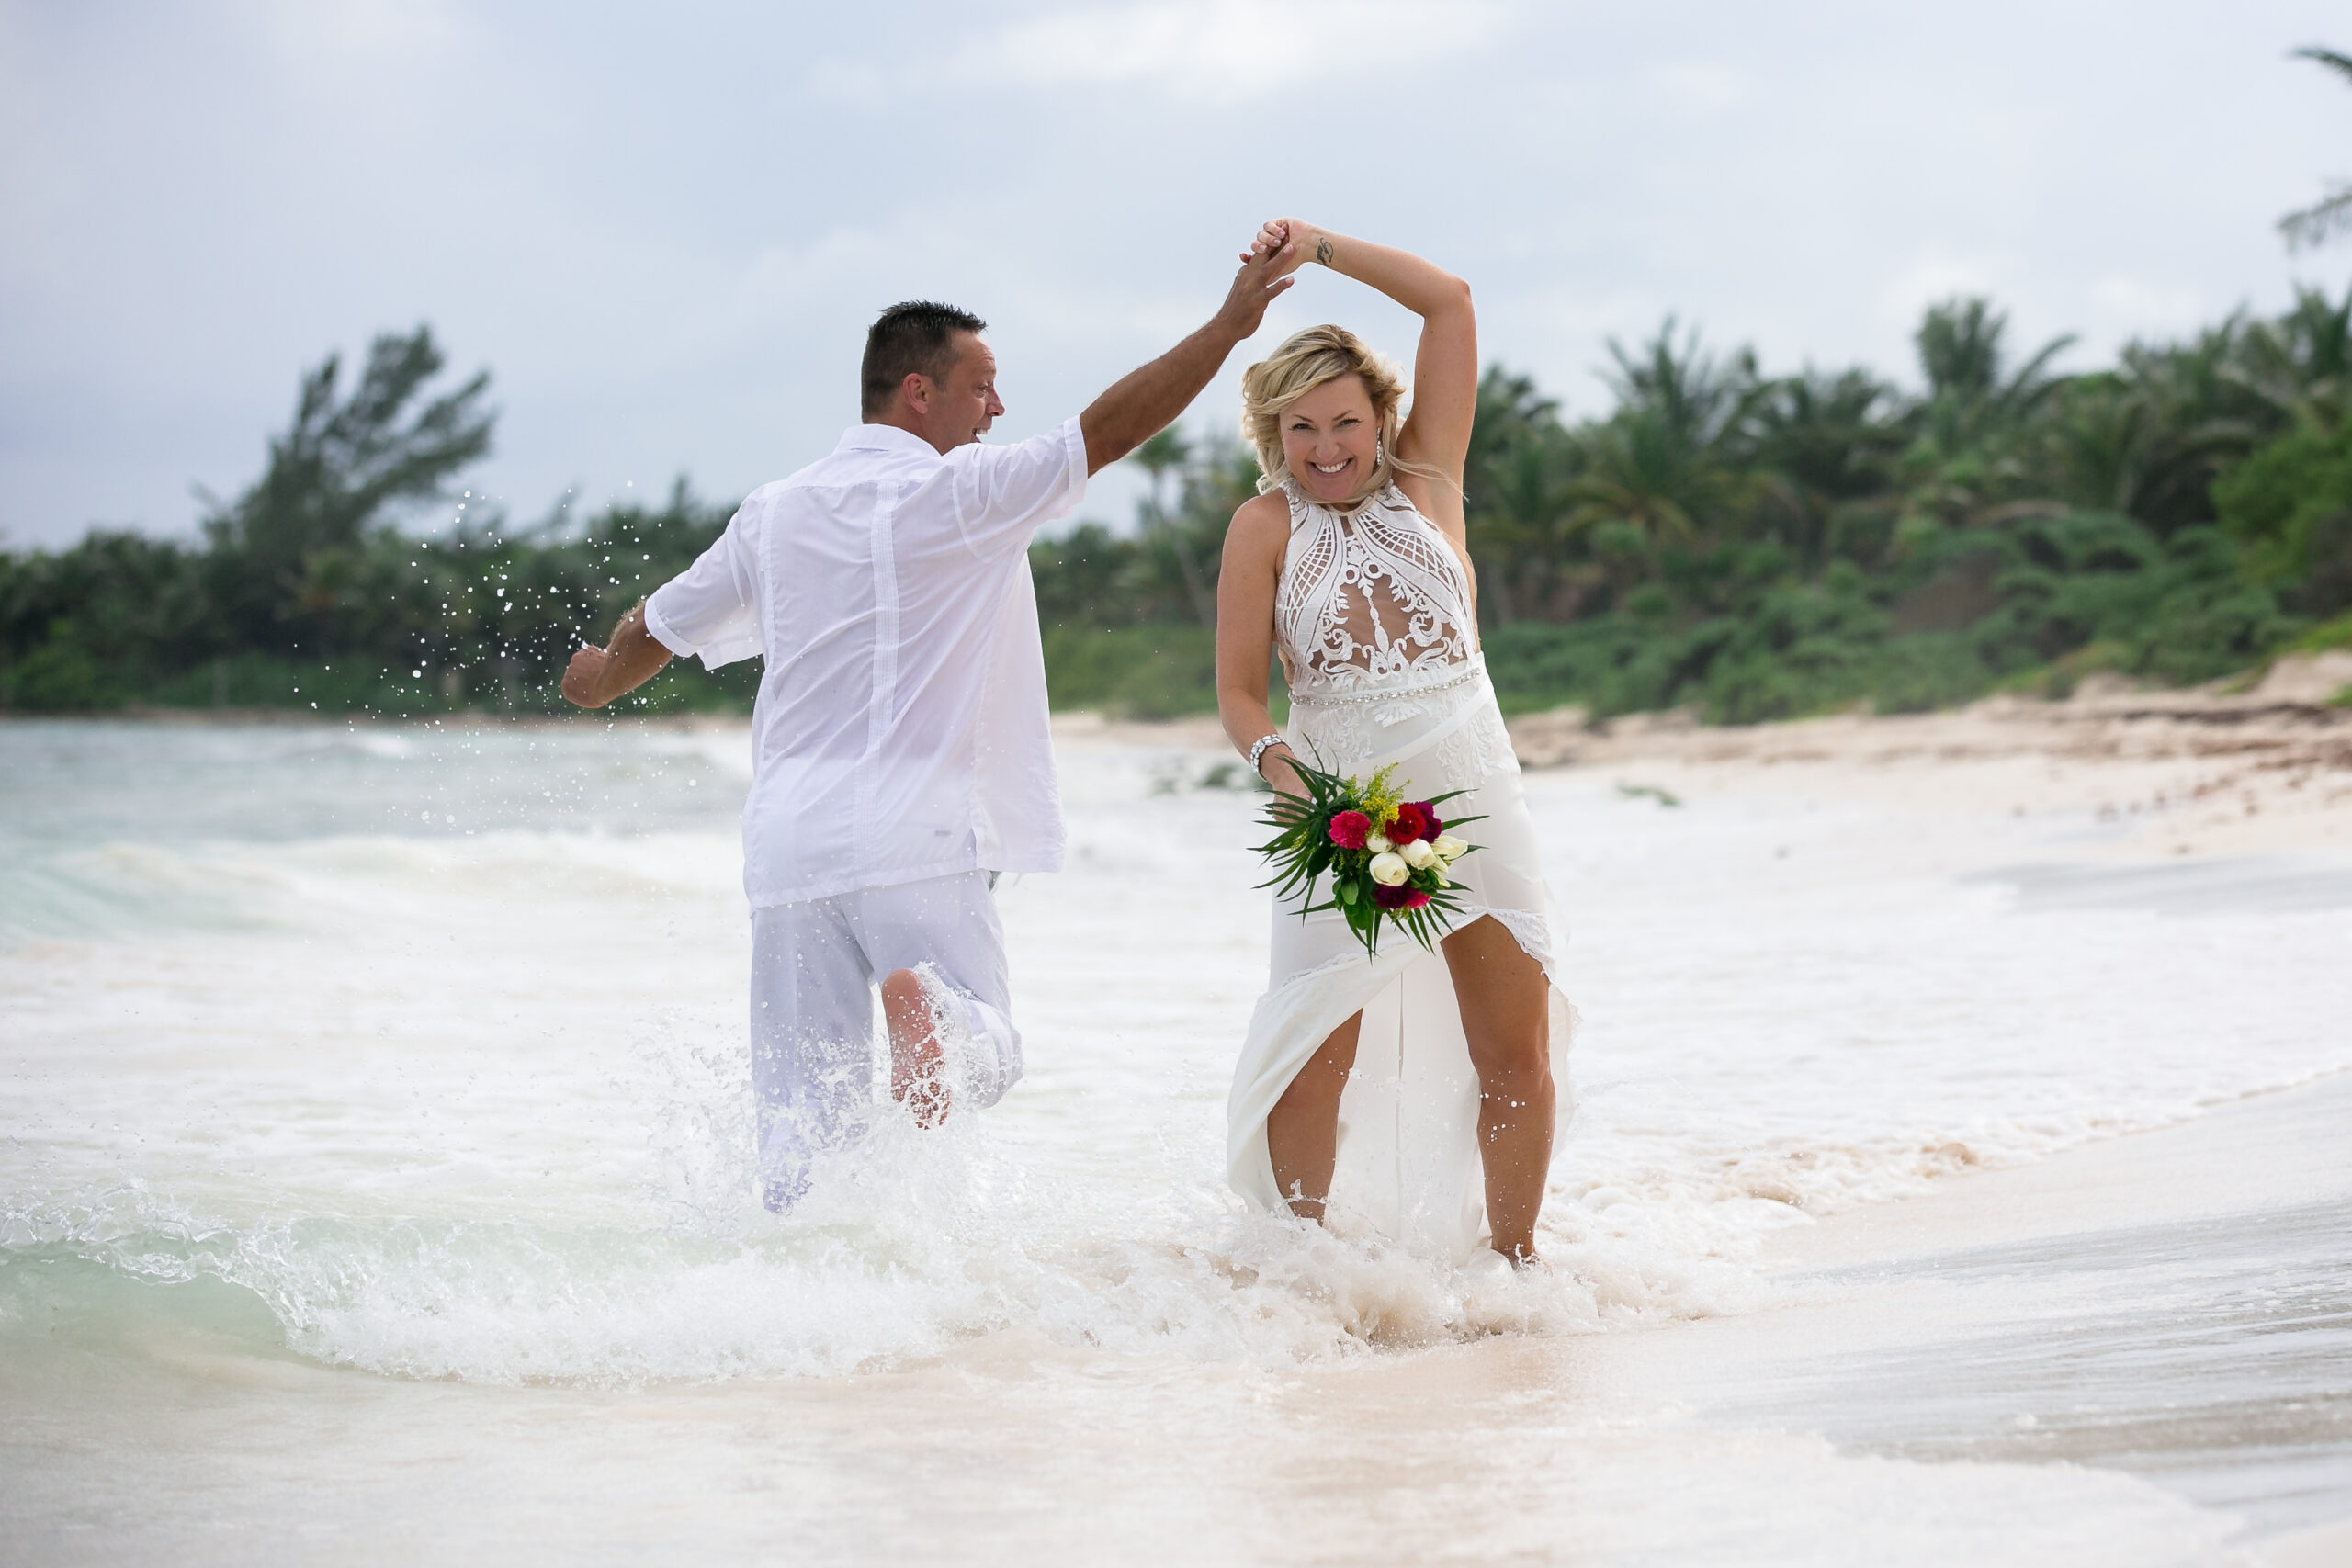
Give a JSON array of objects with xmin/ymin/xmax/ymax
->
[{"xmin": 1227, "ymin": 479, "xmax": 1574, "ymax": 1261}]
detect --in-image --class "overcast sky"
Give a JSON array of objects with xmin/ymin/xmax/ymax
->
[{"xmin": 3, "ymin": 0, "xmax": 2347, "ymax": 549}]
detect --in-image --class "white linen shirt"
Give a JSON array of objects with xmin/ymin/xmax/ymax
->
[{"xmin": 643, "ymin": 419, "xmax": 1087, "ymax": 908}]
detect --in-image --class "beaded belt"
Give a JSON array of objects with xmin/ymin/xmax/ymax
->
[{"xmin": 1287, "ymin": 655, "xmax": 1486, "ymax": 708}]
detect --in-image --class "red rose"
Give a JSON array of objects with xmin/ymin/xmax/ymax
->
[
  {"xmin": 1372, "ymin": 883, "xmax": 1431, "ymax": 911},
  {"xmin": 1385, "ymin": 803, "xmax": 1432, "ymax": 845},
  {"xmin": 1328, "ymin": 809, "xmax": 1372, "ymax": 850}
]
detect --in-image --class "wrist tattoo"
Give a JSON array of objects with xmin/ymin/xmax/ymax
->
[{"xmin": 1315, "ymin": 236, "xmax": 1335, "ymax": 266}]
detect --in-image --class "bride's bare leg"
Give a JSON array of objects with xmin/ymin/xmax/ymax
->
[
  {"xmin": 1442, "ymin": 916, "xmax": 1555, "ymax": 1264},
  {"xmin": 1265, "ymin": 1012, "xmax": 1363, "ymax": 1221}
]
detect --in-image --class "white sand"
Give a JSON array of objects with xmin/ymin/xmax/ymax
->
[
  {"xmin": 1069, "ymin": 651, "xmax": 2352, "ymax": 864},
  {"xmin": 1503, "ymin": 652, "xmax": 2352, "ymax": 863}
]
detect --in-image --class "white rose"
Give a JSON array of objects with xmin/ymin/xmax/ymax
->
[
  {"xmin": 1399, "ymin": 838, "xmax": 1438, "ymax": 870},
  {"xmin": 1368, "ymin": 852, "xmax": 1411, "ymax": 886},
  {"xmin": 1432, "ymin": 834, "xmax": 1468, "ymax": 862},
  {"xmin": 1365, "ymin": 832, "xmax": 1392, "ymax": 854}
]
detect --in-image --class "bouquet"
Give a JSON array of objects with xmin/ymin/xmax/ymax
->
[{"xmin": 1254, "ymin": 755, "xmax": 1482, "ymax": 956}]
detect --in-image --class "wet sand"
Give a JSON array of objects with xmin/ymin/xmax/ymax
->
[{"xmin": 1577, "ymin": 1069, "xmax": 2352, "ymax": 1562}]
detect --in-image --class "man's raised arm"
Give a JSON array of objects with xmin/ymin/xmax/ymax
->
[
  {"xmin": 562, "ymin": 601, "xmax": 673, "ymax": 709},
  {"xmin": 1077, "ymin": 249, "xmax": 1296, "ymax": 476}
]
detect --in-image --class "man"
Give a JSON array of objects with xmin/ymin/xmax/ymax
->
[{"xmin": 561, "ymin": 248, "xmax": 1295, "ymax": 1208}]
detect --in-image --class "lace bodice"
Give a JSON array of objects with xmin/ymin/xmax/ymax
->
[{"xmin": 1274, "ymin": 480, "xmax": 1476, "ymax": 698}]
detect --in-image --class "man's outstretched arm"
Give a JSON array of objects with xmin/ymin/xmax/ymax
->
[
  {"xmin": 1077, "ymin": 249, "xmax": 1295, "ymax": 476},
  {"xmin": 562, "ymin": 600, "xmax": 673, "ymax": 709}
]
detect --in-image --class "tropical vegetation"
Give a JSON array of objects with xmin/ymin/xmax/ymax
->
[{"xmin": 5, "ymin": 41, "xmax": 2349, "ymax": 722}]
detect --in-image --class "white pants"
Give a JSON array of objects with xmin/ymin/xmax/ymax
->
[{"xmin": 748, "ymin": 871, "xmax": 1021, "ymax": 1210}]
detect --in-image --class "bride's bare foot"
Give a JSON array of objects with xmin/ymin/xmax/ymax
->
[{"xmin": 881, "ymin": 968, "xmax": 950, "ymax": 1127}]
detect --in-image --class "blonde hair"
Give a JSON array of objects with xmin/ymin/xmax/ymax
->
[{"xmin": 1239, "ymin": 324, "xmax": 1446, "ymax": 511}]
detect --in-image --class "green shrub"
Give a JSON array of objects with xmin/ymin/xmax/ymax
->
[
  {"xmin": 1041, "ymin": 625, "xmax": 1221, "ymax": 718},
  {"xmin": 2214, "ymin": 423, "xmax": 2352, "ymax": 615}
]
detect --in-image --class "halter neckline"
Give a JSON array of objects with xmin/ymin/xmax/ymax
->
[{"xmin": 1272, "ymin": 478, "xmax": 1476, "ymax": 696}]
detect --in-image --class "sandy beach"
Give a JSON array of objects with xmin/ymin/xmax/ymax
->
[
  {"xmin": 1501, "ymin": 651, "xmax": 2352, "ymax": 864},
  {"xmin": 1063, "ymin": 649, "xmax": 2352, "ymax": 865},
  {"xmin": 4, "ymin": 672, "xmax": 2348, "ymax": 1565}
]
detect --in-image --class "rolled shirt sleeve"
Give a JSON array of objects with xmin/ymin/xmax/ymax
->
[
  {"xmin": 949, "ymin": 416, "xmax": 1090, "ymax": 558},
  {"xmin": 644, "ymin": 508, "xmax": 764, "ymax": 669}
]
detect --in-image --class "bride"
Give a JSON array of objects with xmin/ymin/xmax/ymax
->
[{"xmin": 1216, "ymin": 219, "xmax": 1572, "ymax": 1267}]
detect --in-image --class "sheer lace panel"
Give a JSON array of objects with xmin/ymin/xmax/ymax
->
[{"xmin": 1274, "ymin": 482, "xmax": 1476, "ymax": 694}]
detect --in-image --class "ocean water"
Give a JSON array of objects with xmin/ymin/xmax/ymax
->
[{"xmin": 2, "ymin": 718, "xmax": 2346, "ymax": 1565}]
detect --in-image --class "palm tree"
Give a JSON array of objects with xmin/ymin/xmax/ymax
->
[
  {"xmin": 2231, "ymin": 282, "xmax": 2352, "ymax": 431},
  {"xmin": 1131, "ymin": 426, "xmax": 1191, "ymax": 517},
  {"xmin": 2281, "ymin": 47, "xmax": 2352, "ymax": 251},
  {"xmin": 1127, "ymin": 425, "xmax": 1216, "ymax": 626},
  {"xmin": 1913, "ymin": 297, "xmax": 2075, "ymax": 453},
  {"xmin": 1566, "ymin": 320, "xmax": 1760, "ymax": 557},
  {"xmin": 1740, "ymin": 368, "xmax": 1905, "ymax": 570},
  {"xmin": 1893, "ymin": 298, "xmax": 2075, "ymax": 531},
  {"xmin": 1464, "ymin": 367, "xmax": 1581, "ymax": 622}
]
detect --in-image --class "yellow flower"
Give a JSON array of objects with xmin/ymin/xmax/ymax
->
[{"xmin": 1358, "ymin": 764, "xmax": 1405, "ymax": 834}]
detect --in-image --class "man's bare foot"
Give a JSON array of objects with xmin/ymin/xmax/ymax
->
[{"xmin": 881, "ymin": 968, "xmax": 950, "ymax": 1127}]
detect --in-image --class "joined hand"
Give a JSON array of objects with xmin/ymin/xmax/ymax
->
[{"xmin": 1242, "ymin": 218, "xmax": 1323, "ymax": 283}]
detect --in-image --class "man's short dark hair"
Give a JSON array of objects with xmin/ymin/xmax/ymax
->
[{"xmin": 861, "ymin": 300, "xmax": 986, "ymax": 419}]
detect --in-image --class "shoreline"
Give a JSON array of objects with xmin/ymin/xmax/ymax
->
[
  {"xmin": 11, "ymin": 649, "xmax": 2346, "ymax": 738},
  {"xmin": 1585, "ymin": 1067, "xmax": 2352, "ymax": 1559}
]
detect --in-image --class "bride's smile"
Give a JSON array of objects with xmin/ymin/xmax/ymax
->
[{"xmin": 1280, "ymin": 375, "xmax": 1379, "ymax": 506}]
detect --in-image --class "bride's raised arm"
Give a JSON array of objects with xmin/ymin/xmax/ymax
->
[{"xmin": 1248, "ymin": 220, "xmax": 1477, "ymax": 492}]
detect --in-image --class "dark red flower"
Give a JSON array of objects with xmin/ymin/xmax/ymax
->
[
  {"xmin": 1372, "ymin": 883, "xmax": 1431, "ymax": 911},
  {"xmin": 1328, "ymin": 809, "xmax": 1372, "ymax": 850},
  {"xmin": 1412, "ymin": 802, "xmax": 1443, "ymax": 837},
  {"xmin": 1385, "ymin": 803, "xmax": 1433, "ymax": 844}
]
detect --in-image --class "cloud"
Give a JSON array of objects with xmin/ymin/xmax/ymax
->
[
  {"xmin": 2087, "ymin": 275, "xmax": 2208, "ymax": 338},
  {"xmin": 1639, "ymin": 61, "xmax": 1745, "ymax": 115},
  {"xmin": 1877, "ymin": 251, "xmax": 2018, "ymax": 326},
  {"xmin": 953, "ymin": 0, "xmax": 1509, "ymax": 97},
  {"xmin": 240, "ymin": 0, "xmax": 468, "ymax": 68}
]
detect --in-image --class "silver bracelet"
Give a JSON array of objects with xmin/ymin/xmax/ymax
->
[{"xmin": 1247, "ymin": 733, "xmax": 1289, "ymax": 775}]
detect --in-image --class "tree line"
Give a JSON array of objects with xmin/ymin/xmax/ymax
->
[
  {"xmin": 0, "ymin": 326, "xmax": 754, "ymax": 716},
  {"xmin": 12, "ymin": 47, "xmax": 2349, "ymax": 724},
  {"xmin": 4, "ymin": 279, "xmax": 2349, "ymax": 724},
  {"xmin": 1034, "ymin": 282, "xmax": 2352, "ymax": 721}
]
